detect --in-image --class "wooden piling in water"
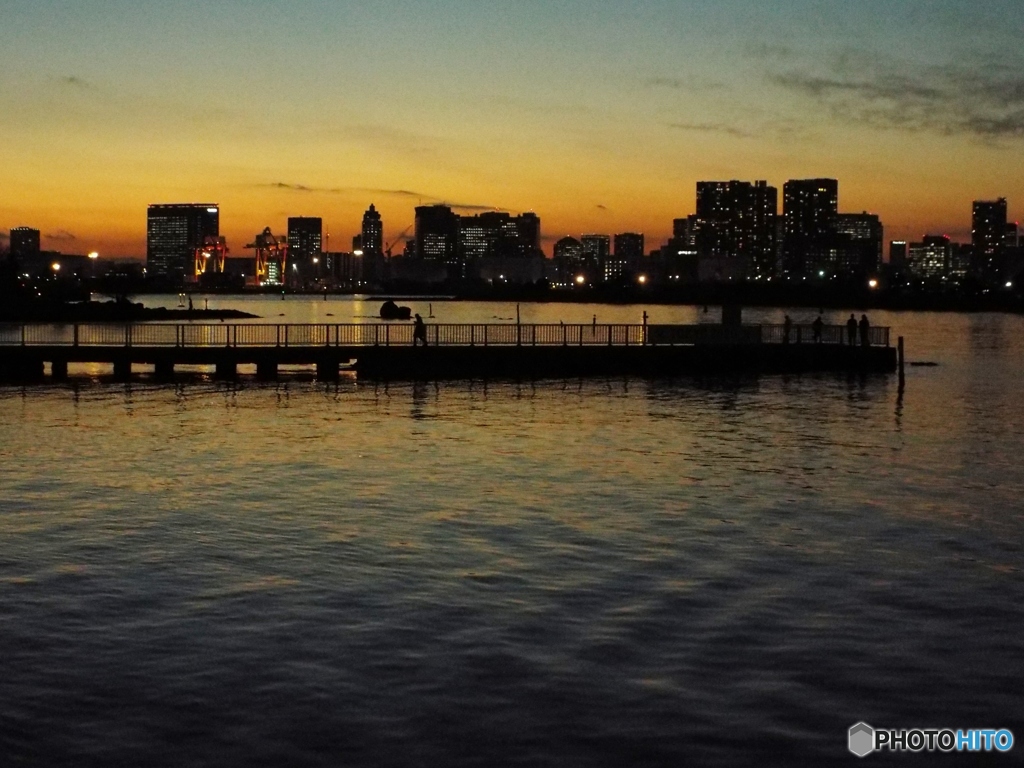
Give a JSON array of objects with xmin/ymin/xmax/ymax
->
[{"xmin": 898, "ymin": 336, "xmax": 905, "ymax": 392}]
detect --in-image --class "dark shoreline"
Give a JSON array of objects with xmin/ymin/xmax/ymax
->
[
  {"xmin": 157, "ymin": 285, "xmax": 1024, "ymax": 314},
  {"xmin": 0, "ymin": 301, "xmax": 259, "ymax": 323}
]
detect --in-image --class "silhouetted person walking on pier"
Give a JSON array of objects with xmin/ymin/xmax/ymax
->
[
  {"xmin": 859, "ymin": 314, "xmax": 870, "ymax": 347},
  {"xmin": 846, "ymin": 314, "xmax": 857, "ymax": 346},
  {"xmin": 413, "ymin": 314, "xmax": 428, "ymax": 347},
  {"xmin": 783, "ymin": 314, "xmax": 792, "ymax": 344},
  {"xmin": 812, "ymin": 314, "xmax": 823, "ymax": 343}
]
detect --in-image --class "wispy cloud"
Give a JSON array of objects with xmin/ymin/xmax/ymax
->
[
  {"xmin": 59, "ymin": 75, "xmax": 94, "ymax": 90},
  {"xmin": 45, "ymin": 230, "xmax": 77, "ymax": 242},
  {"xmin": 645, "ymin": 76, "xmax": 727, "ymax": 93},
  {"xmin": 263, "ymin": 183, "xmax": 509, "ymax": 213},
  {"xmin": 269, "ymin": 182, "xmax": 317, "ymax": 192},
  {"xmin": 667, "ymin": 121, "xmax": 752, "ymax": 139},
  {"xmin": 768, "ymin": 54, "xmax": 1024, "ymax": 141}
]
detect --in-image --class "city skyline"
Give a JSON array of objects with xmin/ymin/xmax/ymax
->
[{"xmin": 2, "ymin": 1, "xmax": 1023, "ymax": 257}]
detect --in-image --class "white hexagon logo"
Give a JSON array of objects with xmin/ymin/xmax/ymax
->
[{"xmin": 849, "ymin": 722, "xmax": 875, "ymax": 757}]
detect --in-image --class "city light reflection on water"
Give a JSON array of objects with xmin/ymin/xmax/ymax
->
[{"xmin": 1, "ymin": 304, "xmax": 1023, "ymax": 766}]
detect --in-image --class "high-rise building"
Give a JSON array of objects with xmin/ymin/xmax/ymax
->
[
  {"xmin": 415, "ymin": 205, "xmax": 461, "ymax": 277},
  {"xmin": 360, "ymin": 204, "xmax": 385, "ymax": 283},
  {"xmin": 607, "ymin": 233, "xmax": 644, "ymax": 281},
  {"xmin": 10, "ymin": 227, "xmax": 41, "ymax": 261},
  {"xmin": 147, "ymin": 204, "xmax": 219, "ymax": 281},
  {"xmin": 693, "ymin": 180, "xmax": 777, "ymax": 279},
  {"xmin": 361, "ymin": 204, "xmax": 384, "ymax": 256},
  {"xmin": 972, "ymin": 198, "xmax": 1007, "ymax": 281},
  {"xmin": 552, "ymin": 236, "xmax": 584, "ymax": 286},
  {"xmin": 287, "ymin": 217, "xmax": 322, "ymax": 280},
  {"xmin": 1006, "ymin": 221, "xmax": 1019, "ymax": 249},
  {"xmin": 580, "ymin": 235, "xmax": 610, "ymax": 280},
  {"xmin": 458, "ymin": 211, "xmax": 540, "ymax": 262},
  {"xmin": 890, "ymin": 241, "xmax": 908, "ymax": 270},
  {"xmin": 908, "ymin": 235, "xmax": 951, "ymax": 280},
  {"xmin": 783, "ymin": 179, "xmax": 838, "ymax": 277},
  {"xmin": 835, "ymin": 212, "xmax": 883, "ymax": 277}
]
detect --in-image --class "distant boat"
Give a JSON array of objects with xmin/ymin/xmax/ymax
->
[{"xmin": 379, "ymin": 300, "xmax": 412, "ymax": 320}]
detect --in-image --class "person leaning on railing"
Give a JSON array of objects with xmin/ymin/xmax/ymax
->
[{"xmin": 859, "ymin": 314, "xmax": 870, "ymax": 347}]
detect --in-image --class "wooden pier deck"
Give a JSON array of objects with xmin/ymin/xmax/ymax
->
[{"xmin": 0, "ymin": 322, "xmax": 897, "ymax": 381}]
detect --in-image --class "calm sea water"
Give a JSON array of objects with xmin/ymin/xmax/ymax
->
[{"xmin": 2, "ymin": 300, "xmax": 1023, "ymax": 766}]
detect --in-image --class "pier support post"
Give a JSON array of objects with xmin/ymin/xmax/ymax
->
[
  {"xmin": 154, "ymin": 360, "xmax": 175, "ymax": 379},
  {"xmin": 898, "ymin": 336, "xmax": 905, "ymax": 392},
  {"xmin": 2, "ymin": 359, "xmax": 45, "ymax": 381},
  {"xmin": 317, "ymin": 360, "xmax": 339, "ymax": 381},
  {"xmin": 113, "ymin": 359, "xmax": 131, "ymax": 380},
  {"xmin": 255, "ymin": 361, "xmax": 276, "ymax": 380},
  {"xmin": 51, "ymin": 359, "xmax": 68, "ymax": 380},
  {"xmin": 216, "ymin": 361, "xmax": 238, "ymax": 379}
]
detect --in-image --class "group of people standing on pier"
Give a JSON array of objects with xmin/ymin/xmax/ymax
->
[{"xmin": 783, "ymin": 313, "xmax": 873, "ymax": 346}]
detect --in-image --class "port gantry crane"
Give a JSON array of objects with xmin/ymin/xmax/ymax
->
[
  {"xmin": 385, "ymin": 224, "xmax": 413, "ymax": 258},
  {"xmin": 191, "ymin": 236, "xmax": 229, "ymax": 282},
  {"xmin": 245, "ymin": 227, "xmax": 289, "ymax": 286}
]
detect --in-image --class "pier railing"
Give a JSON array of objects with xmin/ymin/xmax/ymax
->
[{"xmin": 0, "ymin": 322, "xmax": 889, "ymax": 349}]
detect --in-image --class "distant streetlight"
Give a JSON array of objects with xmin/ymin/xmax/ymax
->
[
  {"xmin": 575, "ymin": 275, "xmax": 586, "ymax": 285},
  {"xmin": 51, "ymin": 262, "xmax": 61, "ymax": 272},
  {"xmin": 868, "ymin": 279, "xmax": 879, "ymax": 289},
  {"xmin": 353, "ymin": 249, "xmax": 364, "ymax": 257},
  {"xmin": 637, "ymin": 274, "xmax": 648, "ymax": 285},
  {"xmin": 88, "ymin": 251, "xmax": 99, "ymax": 260},
  {"xmin": 1006, "ymin": 281, "xmax": 1014, "ymax": 289}
]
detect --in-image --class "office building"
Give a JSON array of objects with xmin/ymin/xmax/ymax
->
[
  {"xmin": 580, "ymin": 234, "xmax": 610, "ymax": 280},
  {"xmin": 458, "ymin": 211, "xmax": 540, "ymax": 262},
  {"xmin": 552, "ymin": 236, "xmax": 584, "ymax": 286},
  {"xmin": 908, "ymin": 235, "xmax": 951, "ymax": 280},
  {"xmin": 889, "ymin": 241, "xmax": 908, "ymax": 270},
  {"xmin": 607, "ymin": 233, "xmax": 644, "ymax": 281},
  {"xmin": 835, "ymin": 212, "xmax": 883, "ymax": 277},
  {"xmin": 783, "ymin": 179, "xmax": 838, "ymax": 277},
  {"xmin": 287, "ymin": 217, "xmax": 322, "ymax": 284},
  {"xmin": 147, "ymin": 204, "xmax": 219, "ymax": 281},
  {"xmin": 694, "ymin": 180, "xmax": 777, "ymax": 280},
  {"xmin": 415, "ymin": 205, "xmax": 461, "ymax": 277},
  {"xmin": 287, "ymin": 217, "xmax": 322, "ymax": 263}
]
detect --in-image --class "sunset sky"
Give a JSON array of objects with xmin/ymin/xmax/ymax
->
[{"xmin": 2, "ymin": 0, "xmax": 1022, "ymax": 258}]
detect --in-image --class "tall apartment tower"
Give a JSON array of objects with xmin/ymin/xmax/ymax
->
[
  {"xmin": 359, "ymin": 205, "xmax": 385, "ymax": 283},
  {"xmin": 783, "ymin": 179, "xmax": 838, "ymax": 277},
  {"xmin": 147, "ymin": 204, "xmax": 219, "ymax": 281},
  {"xmin": 972, "ymin": 198, "xmax": 1007, "ymax": 282},
  {"xmin": 361, "ymin": 204, "xmax": 384, "ymax": 256}
]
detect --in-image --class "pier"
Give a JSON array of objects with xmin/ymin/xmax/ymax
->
[{"xmin": 0, "ymin": 322, "xmax": 896, "ymax": 381}]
